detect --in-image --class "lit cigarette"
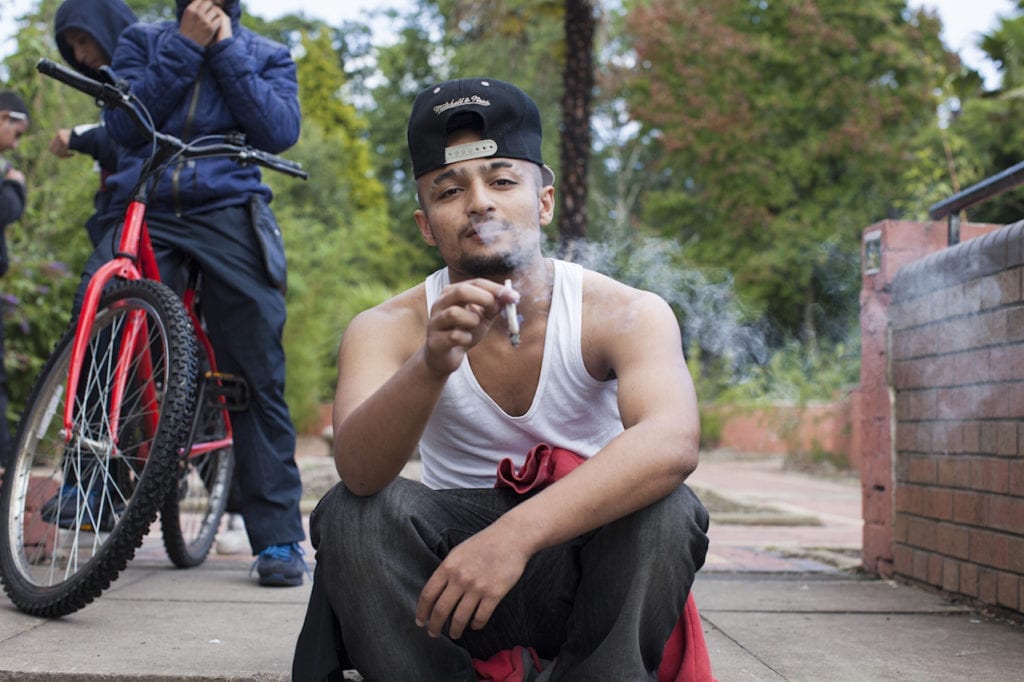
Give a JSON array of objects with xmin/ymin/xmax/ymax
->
[{"xmin": 504, "ymin": 279, "xmax": 520, "ymax": 347}]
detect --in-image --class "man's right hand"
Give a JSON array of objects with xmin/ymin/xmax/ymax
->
[
  {"xmin": 424, "ymin": 278, "xmax": 519, "ymax": 376},
  {"xmin": 49, "ymin": 129, "xmax": 72, "ymax": 158},
  {"xmin": 179, "ymin": 0, "xmax": 230, "ymax": 47}
]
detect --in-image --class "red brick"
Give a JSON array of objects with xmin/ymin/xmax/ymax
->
[
  {"xmin": 908, "ymin": 456, "xmax": 938, "ymax": 484},
  {"xmin": 893, "ymin": 544, "xmax": 913, "ymax": 576},
  {"xmin": 864, "ymin": 524, "xmax": 894, "ymax": 574},
  {"xmin": 979, "ymin": 568, "xmax": 998, "ymax": 603},
  {"xmin": 1011, "ymin": 460, "xmax": 1024, "ymax": 493},
  {"xmin": 1009, "ymin": 537, "xmax": 1024, "ymax": 574},
  {"xmin": 938, "ymin": 458, "xmax": 971, "ymax": 488},
  {"xmin": 906, "ymin": 515, "xmax": 938, "ymax": 550},
  {"xmin": 963, "ymin": 422, "xmax": 981, "ymax": 452},
  {"xmin": 914, "ymin": 421, "xmax": 932, "ymax": 451},
  {"xmin": 960, "ymin": 562, "xmax": 980, "ymax": 597},
  {"xmin": 953, "ymin": 490, "xmax": 986, "ymax": 525},
  {"xmin": 912, "ymin": 548, "xmax": 930, "ymax": 582},
  {"xmin": 930, "ymin": 422, "xmax": 956, "ymax": 454},
  {"xmin": 997, "ymin": 572, "xmax": 1019, "ymax": 610},
  {"xmin": 946, "ymin": 422, "xmax": 966, "ymax": 454},
  {"xmin": 942, "ymin": 558, "xmax": 960, "ymax": 592},
  {"xmin": 997, "ymin": 421, "xmax": 1018, "ymax": 455},
  {"xmin": 980, "ymin": 422, "xmax": 1000, "ymax": 454},
  {"xmin": 937, "ymin": 523, "xmax": 971, "ymax": 559},
  {"xmin": 990, "ymin": 346, "xmax": 1024, "ymax": 382},
  {"xmin": 971, "ymin": 529, "xmax": 1010, "ymax": 570},
  {"xmin": 972, "ymin": 458, "xmax": 1011, "ymax": 493},
  {"xmin": 893, "ymin": 515, "xmax": 908, "ymax": 544},
  {"xmin": 953, "ymin": 349, "xmax": 990, "ymax": 384},
  {"xmin": 927, "ymin": 489, "xmax": 954, "ymax": 521},
  {"xmin": 896, "ymin": 423, "xmax": 916, "ymax": 452},
  {"xmin": 987, "ymin": 496, "xmax": 1024, "ymax": 534},
  {"xmin": 1008, "ymin": 308, "xmax": 1024, "ymax": 343},
  {"xmin": 929, "ymin": 553, "xmax": 943, "ymax": 585},
  {"xmin": 980, "ymin": 310, "xmax": 1010, "ymax": 347}
]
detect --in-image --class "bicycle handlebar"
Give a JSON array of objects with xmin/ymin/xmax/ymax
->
[{"xmin": 36, "ymin": 58, "xmax": 308, "ymax": 180}]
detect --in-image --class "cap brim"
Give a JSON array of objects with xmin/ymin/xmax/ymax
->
[{"xmin": 541, "ymin": 164, "xmax": 555, "ymax": 186}]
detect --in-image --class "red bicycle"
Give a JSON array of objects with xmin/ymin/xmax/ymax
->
[{"xmin": 0, "ymin": 58, "xmax": 306, "ymax": 617}]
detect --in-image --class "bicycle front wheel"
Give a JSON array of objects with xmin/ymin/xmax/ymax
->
[
  {"xmin": 0, "ymin": 279, "xmax": 198, "ymax": 617},
  {"xmin": 161, "ymin": 349, "xmax": 235, "ymax": 568}
]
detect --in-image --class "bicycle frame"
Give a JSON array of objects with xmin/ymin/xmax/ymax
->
[
  {"xmin": 61, "ymin": 198, "xmax": 233, "ymax": 463},
  {"xmin": 63, "ymin": 200, "xmax": 159, "ymax": 445}
]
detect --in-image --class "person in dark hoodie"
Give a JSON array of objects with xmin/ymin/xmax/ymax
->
[
  {"xmin": 49, "ymin": 0, "xmax": 137, "ymax": 247},
  {"xmin": 74, "ymin": 0, "xmax": 306, "ymax": 586},
  {"xmin": 0, "ymin": 91, "xmax": 28, "ymax": 468}
]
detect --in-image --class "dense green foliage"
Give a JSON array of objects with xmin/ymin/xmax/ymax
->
[{"xmin": 2, "ymin": 0, "xmax": 1024, "ymax": 436}]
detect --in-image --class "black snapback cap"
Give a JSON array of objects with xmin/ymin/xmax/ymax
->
[{"xmin": 407, "ymin": 77, "xmax": 554, "ymax": 185}]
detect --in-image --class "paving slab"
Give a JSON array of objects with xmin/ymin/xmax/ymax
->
[
  {"xmin": 0, "ymin": 558, "xmax": 305, "ymax": 681},
  {"xmin": 694, "ymin": 573, "xmax": 1024, "ymax": 682}
]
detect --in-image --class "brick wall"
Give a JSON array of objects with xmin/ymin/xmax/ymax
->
[{"xmin": 888, "ymin": 221, "xmax": 1024, "ymax": 613}]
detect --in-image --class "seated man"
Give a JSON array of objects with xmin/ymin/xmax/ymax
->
[{"xmin": 295, "ymin": 77, "xmax": 709, "ymax": 680}]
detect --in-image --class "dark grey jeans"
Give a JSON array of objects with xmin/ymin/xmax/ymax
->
[{"xmin": 301, "ymin": 477, "xmax": 709, "ymax": 681}]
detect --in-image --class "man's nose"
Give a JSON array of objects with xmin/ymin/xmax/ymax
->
[{"xmin": 464, "ymin": 181, "xmax": 495, "ymax": 215}]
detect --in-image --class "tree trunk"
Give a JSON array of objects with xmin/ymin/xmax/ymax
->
[{"xmin": 557, "ymin": 0, "xmax": 595, "ymax": 253}]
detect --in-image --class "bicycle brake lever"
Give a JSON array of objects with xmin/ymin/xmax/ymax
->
[{"xmin": 98, "ymin": 65, "xmax": 131, "ymax": 96}]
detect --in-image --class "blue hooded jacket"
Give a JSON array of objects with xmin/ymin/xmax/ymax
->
[
  {"xmin": 55, "ymin": 0, "xmax": 137, "ymax": 82},
  {"xmin": 103, "ymin": 0, "xmax": 301, "ymax": 216},
  {"xmin": 55, "ymin": 0, "xmax": 137, "ymax": 173}
]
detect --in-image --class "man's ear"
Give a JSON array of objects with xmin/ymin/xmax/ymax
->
[
  {"xmin": 414, "ymin": 209, "xmax": 437, "ymax": 245},
  {"xmin": 538, "ymin": 184, "xmax": 555, "ymax": 227}
]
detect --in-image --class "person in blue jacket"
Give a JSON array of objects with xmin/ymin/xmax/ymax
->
[
  {"xmin": 78, "ymin": 0, "xmax": 306, "ymax": 586},
  {"xmin": 49, "ymin": 0, "xmax": 137, "ymax": 248}
]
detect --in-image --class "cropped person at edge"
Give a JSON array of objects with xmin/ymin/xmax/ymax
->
[{"xmin": 294, "ymin": 77, "xmax": 710, "ymax": 679}]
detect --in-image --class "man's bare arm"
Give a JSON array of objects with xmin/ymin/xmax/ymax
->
[{"xmin": 333, "ymin": 279, "xmax": 520, "ymax": 495}]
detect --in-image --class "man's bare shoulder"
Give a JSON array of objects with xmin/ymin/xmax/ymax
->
[{"xmin": 581, "ymin": 268, "xmax": 672, "ymax": 329}]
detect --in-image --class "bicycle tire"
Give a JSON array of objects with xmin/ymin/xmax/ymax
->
[
  {"xmin": 0, "ymin": 279, "xmax": 198, "ymax": 617},
  {"xmin": 160, "ymin": 347, "xmax": 235, "ymax": 568}
]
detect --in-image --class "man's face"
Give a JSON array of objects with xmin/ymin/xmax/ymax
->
[
  {"xmin": 63, "ymin": 28, "xmax": 108, "ymax": 71},
  {"xmin": 0, "ymin": 112, "xmax": 28, "ymax": 153},
  {"xmin": 413, "ymin": 130, "xmax": 554, "ymax": 279}
]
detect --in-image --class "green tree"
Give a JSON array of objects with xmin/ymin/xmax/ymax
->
[
  {"xmin": 620, "ymin": 0, "xmax": 951, "ymax": 347},
  {"xmin": 275, "ymin": 29, "xmax": 427, "ymax": 429}
]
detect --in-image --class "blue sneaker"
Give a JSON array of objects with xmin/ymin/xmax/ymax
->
[
  {"xmin": 252, "ymin": 542, "xmax": 308, "ymax": 587},
  {"xmin": 40, "ymin": 484, "xmax": 123, "ymax": 532}
]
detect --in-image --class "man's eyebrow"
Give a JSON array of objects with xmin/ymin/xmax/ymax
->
[{"xmin": 430, "ymin": 160, "xmax": 518, "ymax": 187}]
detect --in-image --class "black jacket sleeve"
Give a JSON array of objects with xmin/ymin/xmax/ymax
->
[{"xmin": 0, "ymin": 177, "xmax": 25, "ymax": 277}]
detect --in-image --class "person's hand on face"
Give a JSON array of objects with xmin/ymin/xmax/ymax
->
[{"xmin": 179, "ymin": 0, "xmax": 232, "ymax": 47}]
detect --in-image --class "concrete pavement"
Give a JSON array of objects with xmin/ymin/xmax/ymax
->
[{"xmin": 1, "ymin": 443, "xmax": 1021, "ymax": 680}]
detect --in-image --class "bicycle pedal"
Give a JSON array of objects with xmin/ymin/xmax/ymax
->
[{"xmin": 202, "ymin": 371, "xmax": 250, "ymax": 412}]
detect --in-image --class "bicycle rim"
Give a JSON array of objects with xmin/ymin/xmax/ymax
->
[
  {"xmin": 161, "ymin": 350, "xmax": 234, "ymax": 568},
  {"xmin": 0, "ymin": 279, "xmax": 198, "ymax": 617}
]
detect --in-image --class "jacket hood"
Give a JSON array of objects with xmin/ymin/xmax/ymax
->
[
  {"xmin": 55, "ymin": 0, "xmax": 137, "ymax": 81},
  {"xmin": 176, "ymin": 0, "xmax": 242, "ymax": 26}
]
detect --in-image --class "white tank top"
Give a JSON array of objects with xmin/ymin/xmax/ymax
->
[{"xmin": 419, "ymin": 259, "xmax": 623, "ymax": 489}]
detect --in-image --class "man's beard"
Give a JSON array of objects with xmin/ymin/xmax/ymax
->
[{"xmin": 458, "ymin": 252, "xmax": 515, "ymax": 278}]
